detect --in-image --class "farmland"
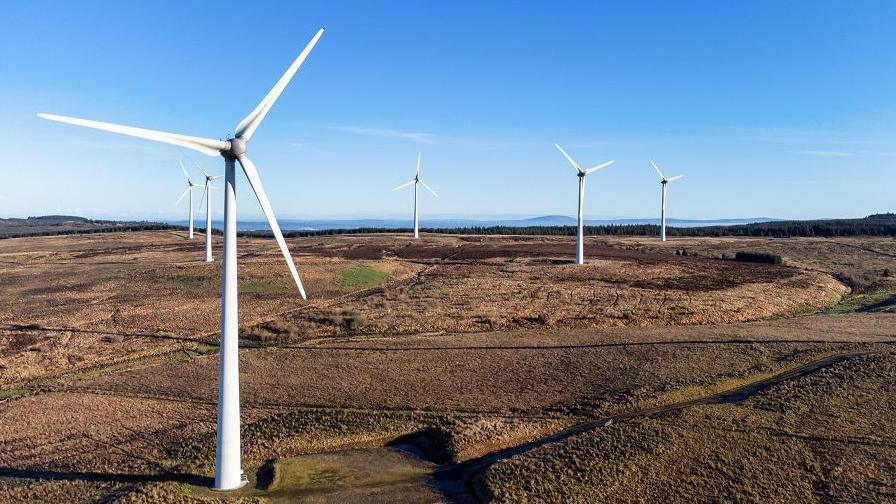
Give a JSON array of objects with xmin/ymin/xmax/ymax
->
[{"xmin": 0, "ymin": 231, "xmax": 893, "ymax": 502}]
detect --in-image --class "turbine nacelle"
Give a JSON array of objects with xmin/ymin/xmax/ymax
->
[
  {"xmin": 651, "ymin": 161, "xmax": 683, "ymax": 184},
  {"xmin": 555, "ymin": 144, "xmax": 614, "ymax": 177}
]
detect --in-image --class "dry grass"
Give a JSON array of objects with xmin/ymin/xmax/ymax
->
[
  {"xmin": 0, "ymin": 232, "xmax": 422, "ymax": 384},
  {"xmin": 71, "ymin": 322, "xmax": 890, "ymax": 415},
  {"xmin": 0, "ymin": 231, "xmax": 894, "ymax": 502},
  {"xmin": 481, "ymin": 353, "xmax": 896, "ymax": 503},
  {"xmin": 262, "ymin": 238, "xmax": 846, "ymax": 341},
  {"xmin": 604, "ymin": 235, "xmax": 896, "ymax": 294}
]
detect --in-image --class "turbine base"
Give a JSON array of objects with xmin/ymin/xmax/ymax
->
[{"xmin": 212, "ymin": 473, "xmax": 249, "ymax": 492}]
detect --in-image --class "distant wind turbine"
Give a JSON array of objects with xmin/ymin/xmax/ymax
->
[
  {"xmin": 650, "ymin": 161, "xmax": 684, "ymax": 242},
  {"xmin": 38, "ymin": 28, "xmax": 324, "ymax": 491},
  {"xmin": 189, "ymin": 159, "xmax": 221, "ymax": 262},
  {"xmin": 555, "ymin": 144, "xmax": 615, "ymax": 264},
  {"xmin": 393, "ymin": 152, "xmax": 438, "ymax": 239},
  {"xmin": 175, "ymin": 161, "xmax": 202, "ymax": 239}
]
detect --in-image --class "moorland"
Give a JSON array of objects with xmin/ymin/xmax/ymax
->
[{"xmin": 0, "ymin": 229, "xmax": 893, "ymax": 502}]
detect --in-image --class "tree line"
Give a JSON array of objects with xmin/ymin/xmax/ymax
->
[{"xmin": 252, "ymin": 213, "xmax": 896, "ymax": 239}]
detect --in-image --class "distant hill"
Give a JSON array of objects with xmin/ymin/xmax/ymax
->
[
  {"xmin": 256, "ymin": 213, "xmax": 896, "ymax": 239},
  {"xmin": 0, "ymin": 215, "xmax": 181, "ymax": 239},
  {"xmin": 3, "ymin": 213, "xmax": 894, "ymax": 240}
]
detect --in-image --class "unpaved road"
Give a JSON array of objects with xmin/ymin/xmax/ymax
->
[{"xmin": 432, "ymin": 351, "xmax": 869, "ymax": 503}]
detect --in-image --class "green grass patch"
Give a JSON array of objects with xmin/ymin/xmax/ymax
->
[
  {"xmin": 824, "ymin": 287, "xmax": 896, "ymax": 314},
  {"xmin": 0, "ymin": 386, "xmax": 30, "ymax": 402},
  {"xmin": 175, "ymin": 272, "xmax": 288, "ymax": 294},
  {"xmin": 336, "ymin": 265, "xmax": 388, "ymax": 289},
  {"xmin": 173, "ymin": 274, "xmax": 215, "ymax": 290},
  {"xmin": 182, "ymin": 450, "xmax": 433, "ymax": 503},
  {"xmin": 240, "ymin": 279, "xmax": 284, "ymax": 293}
]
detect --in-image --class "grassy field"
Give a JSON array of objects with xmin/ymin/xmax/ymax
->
[
  {"xmin": 0, "ymin": 231, "xmax": 893, "ymax": 502},
  {"xmin": 481, "ymin": 353, "xmax": 896, "ymax": 503},
  {"xmin": 335, "ymin": 265, "xmax": 388, "ymax": 288}
]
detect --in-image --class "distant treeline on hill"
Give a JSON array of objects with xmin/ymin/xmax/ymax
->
[
  {"xmin": 0, "ymin": 215, "xmax": 183, "ymax": 239},
  {"xmin": 247, "ymin": 213, "xmax": 896, "ymax": 239},
  {"xmin": 4, "ymin": 213, "xmax": 896, "ymax": 239}
]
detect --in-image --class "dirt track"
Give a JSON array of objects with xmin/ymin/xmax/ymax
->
[{"xmin": 434, "ymin": 351, "xmax": 868, "ymax": 503}]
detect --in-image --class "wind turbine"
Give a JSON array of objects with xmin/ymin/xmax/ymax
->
[
  {"xmin": 38, "ymin": 28, "xmax": 324, "ymax": 491},
  {"xmin": 175, "ymin": 161, "xmax": 202, "ymax": 239},
  {"xmin": 190, "ymin": 160, "xmax": 222, "ymax": 262},
  {"xmin": 554, "ymin": 144, "xmax": 614, "ymax": 265},
  {"xmin": 393, "ymin": 152, "xmax": 437, "ymax": 239},
  {"xmin": 650, "ymin": 161, "xmax": 684, "ymax": 242}
]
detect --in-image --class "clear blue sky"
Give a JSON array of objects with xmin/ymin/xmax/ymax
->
[{"xmin": 2, "ymin": 0, "xmax": 895, "ymax": 220}]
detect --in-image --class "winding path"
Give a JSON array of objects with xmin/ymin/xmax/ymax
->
[{"xmin": 432, "ymin": 351, "xmax": 867, "ymax": 503}]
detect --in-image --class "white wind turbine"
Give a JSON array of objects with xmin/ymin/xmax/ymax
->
[
  {"xmin": 393, "ymin": 152, "xmax": 437, "ymax": 239},
  {"xmin": 175, "ymin": 161, "xmax": 203, "ymax": 239},
  {"xmin": 190, "ymin": 159, "xmax": 222, "ymax": 262},
  {"xmin": 650, "ymin": 161, "xmax": 684, "ymax": 242},
  {"xmin": 555, "ymin": 144, "xmax": 614, "ymax": 264},
  {"xmin": 38, "ymin": 28, "xmax": 324, "ymax": 491}
]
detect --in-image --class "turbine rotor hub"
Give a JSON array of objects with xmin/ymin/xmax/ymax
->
[{"xmin": 222, "ymin": 137, "xmax": 247, "ymax": 159}]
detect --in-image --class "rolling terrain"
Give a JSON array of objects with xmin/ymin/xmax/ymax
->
[{"xmin": 0, "ymin": 231, "xmax": 893, "ymax": 502}]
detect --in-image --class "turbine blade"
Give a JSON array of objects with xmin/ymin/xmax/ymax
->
[
  {"xmin": 179, "ymin": 160, "xmax": 193, "ymax": 184},
  {"xmin": 393, "ymin": 180, "xmax": 415, "ymax": 191},
  {"xmin": 234, "ymin": 29, "xmax": 325, "ymax": 141},
  {"xmin": 420, "ymin": 180, "xmax": 438, "ymax": 198},
  {"xmin": 584, "ymin": 160, "xmax": 615, "ymax": 175},
  {"xmin": 178, "ymin": 147, "xmax": 212, "ymax": 178},
  {"xmin": 667, "ymin": 174, "xmax": 684, "ymax": 182},
  {"xmin": 237, "ymin": 155, "xmax": 307, "ymax": 299},
  {"xmin": 554, "ymin": 144, "xmax": 582, "ymax": 173},
  {"xmin": 175, "ymin": 187, "xmax": 191, "ymax": 205},
  {"xmin": 650, "ymin": 160, "xmax": 665, "ymax": 180},
  {"xmin": 189, "ymin": 154, "xmax": 211, "ymax": 178},
  {"xmin": 37, "ymin": 113, "xmax": 227, "ymax": 156},
  {"xmin": 416, "ymin": 152, "xmax": 421, "ymax": 175}
]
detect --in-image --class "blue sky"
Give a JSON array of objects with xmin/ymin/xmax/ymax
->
[{"xmin": 2, "ymin": 0, "xmax": 895, "ymax": 221}]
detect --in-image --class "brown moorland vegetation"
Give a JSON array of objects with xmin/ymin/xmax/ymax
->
[
  {"xmin": 481, "ymin": 352, "xmax": 896, "ymax": 503},
  {"xmin": 0, "ymin": 231, "xmax": 893, "ymax": 502}
]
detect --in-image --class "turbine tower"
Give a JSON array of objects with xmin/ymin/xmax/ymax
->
[
  {"xmin": 393, "ymin": 152, "xmax": 438, "ymax": 239},
  {"xmin": 192, "ymin": 161, "xmax": 221, "ymax": 262},
  {"xmin": 650, "ymin": 161, "xmax": 684, "ymax": 242},
  {"xmin": 175, "ymin": 161, "xmax": 202, "ymax": 239},
  {"xmin": 554, "ymin": 144, "xmax": 614, "ymax": 264},
  {"xmin": 38, "ymin": 28, "xmax": 323, "ymax": 491}
]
